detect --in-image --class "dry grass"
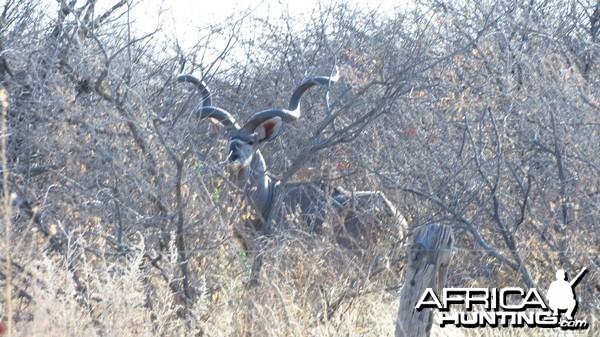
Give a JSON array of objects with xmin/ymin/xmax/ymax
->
[{"xmin": 2, "ymin": 229, "xmax": 597, "ymax": 336}]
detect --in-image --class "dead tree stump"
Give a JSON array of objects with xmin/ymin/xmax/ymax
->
[{"xmin": 395, "ymin": 223, "xmax": 454, "ymax": 337}]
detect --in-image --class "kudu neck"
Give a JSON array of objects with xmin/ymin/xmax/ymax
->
[{"xmin": 231, "ymin": 150, "xmax": 276, "ymax": 224}]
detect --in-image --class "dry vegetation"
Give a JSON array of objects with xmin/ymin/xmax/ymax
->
[{"xmin": 1, "ymin": 0, "xmax": 598, "ymax": 336}]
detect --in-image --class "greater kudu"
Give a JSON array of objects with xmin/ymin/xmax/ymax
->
[{"xmin": 178, "ymin": 74, "xmax": 406, "ymax": 283}]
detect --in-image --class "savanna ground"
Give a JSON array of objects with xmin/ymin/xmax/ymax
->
[{"xmin": 0, "ymin": 0, "xmax": 598, "ymax": 336}]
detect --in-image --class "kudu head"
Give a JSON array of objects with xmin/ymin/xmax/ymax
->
[{"xmin": 177, "ymin": 74, "xmax": 337, "ymax": 186}]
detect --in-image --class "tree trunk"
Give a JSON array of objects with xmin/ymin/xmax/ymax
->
[{"xmin": 395, "ymin": 223, "xmax": 454, "ymax": 337}]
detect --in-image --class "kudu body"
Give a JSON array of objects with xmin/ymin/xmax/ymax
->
[
  {"xmin": 332, "ymin": 186, "xmax": 407, "ymax": 249},
  {"xmin": 178, "ymin": 74, "xmax": 406, "ymax": 282}
]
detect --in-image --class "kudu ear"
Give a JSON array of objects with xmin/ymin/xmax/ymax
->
[{"xmin": 255, "ymin": 117, "xmax": 282, "ymax": 142}]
